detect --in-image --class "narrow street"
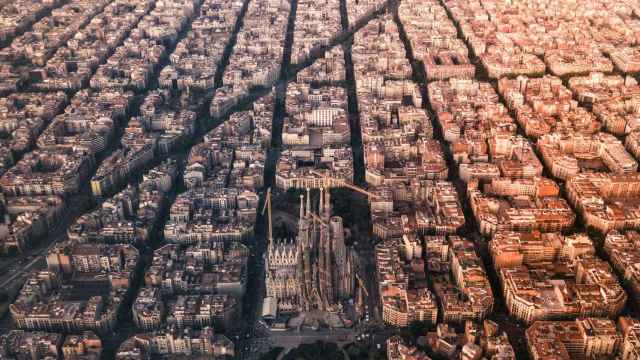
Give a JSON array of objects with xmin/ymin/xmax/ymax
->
[{"xmin": 390, "ymin": 2, "xmax": 531, "ymax": 357}]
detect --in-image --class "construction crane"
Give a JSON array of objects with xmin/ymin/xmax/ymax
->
[
  {"xmin": 355, "ymin": 272, "xmax": 369, "ymax": 298},
  {"xmin": 308, "ymin": 170, "xmax": 382, "ymax": 200},
  {"xmin": 261, "ymin": 187, "xmax": 272, "ymax": 247},
  {"xmin": 340, "ymin": 181, "xmax": 382, "ymax": 200},
  {"xmin": 308, "ymin": 211, "xmax": 328, "ymax": 225}
]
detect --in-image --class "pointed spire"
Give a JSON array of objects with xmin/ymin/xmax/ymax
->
[
  {"xmin": 306, "ymin": 188, "xmax": 311, "ymax": 217},
  {"xmin": 324, "ymin": 187, "xmax": 331, "ymax": 218},
  {"xmin": 299, "ymin": 194, "xmax": 305, "ymax": 219},
  {"xmin": 319, "ymin": 187, "xmax": 325, "ymax": 215}
]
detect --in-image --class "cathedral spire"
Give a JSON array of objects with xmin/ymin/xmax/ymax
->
[
  {"xmin": 306, "ymin": 188, "xmax": 311, "ymax": 217},
  {"xmin": 324, "ymin": 187, "xmax": 331, "ymax": 218},
  {"xmin": 299, "ymin": 194, "xmax": 305, "ymax": 219},
  {"xmin": 319, "ymin": 187, "xmax": 325, "ymax": 215}
]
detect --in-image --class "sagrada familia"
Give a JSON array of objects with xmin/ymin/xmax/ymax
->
[{"xmin": 265, "ymin": 188, "xmax": 355, "ymax": 313}]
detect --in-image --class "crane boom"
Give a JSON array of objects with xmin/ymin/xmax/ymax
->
[
  {"xmin": 307, "ymin": 170, "xmax": 381, "ymax": 199},
  {"xmin": 262, "ymin": 188, "xmax": 272, "ymax": 246},
  {"xmin": 308, "ymin": 211, "xmax": 328, "ymax": 225},
  {"xmin": 355, "ymin": 272, "xmax": 369, "ymax": 298},
  {"xmin": 340, "ymin": 182, "xmax": 381, "ymax": 199},
  {"xmin": 261, "ymin": 188, "xmax": 270, "ymax": 215}
]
